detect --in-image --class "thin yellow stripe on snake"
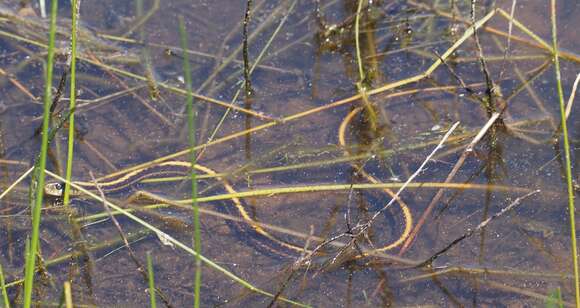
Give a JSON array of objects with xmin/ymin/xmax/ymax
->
[{"xmin": 44, "ymin": 160, "xmax": 411, "ymax": 258}]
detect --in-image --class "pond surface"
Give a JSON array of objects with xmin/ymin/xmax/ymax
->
[{"xmin": 0, "ymin": 0, "xmax": 579, "ymax": 306}]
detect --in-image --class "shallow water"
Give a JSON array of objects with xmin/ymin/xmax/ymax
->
[{"xmin": 0, "ymin": 0, "xmax": 579, "ymax": 306}]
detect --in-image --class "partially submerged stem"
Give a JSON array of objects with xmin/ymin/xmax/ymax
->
[
  {"xmin": 550, "ymin": 0, "xmax": 579, "ymax": 306},
  {"xmin": 23, "ymin": 1, "xmax": 58, "ymax": 306}
]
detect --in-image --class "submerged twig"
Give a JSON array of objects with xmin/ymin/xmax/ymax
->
[
  {"xmin": 416, "ymin": 189, "xmax": 540, "ymax": 268},
  {"xmin": 347, "ymin": 122, "xmax": 460, "ymax": 248},
  {"xmin": 242, "ymin": 0, "xmax": 253, "ymax": 98},
  {"xmin": 496, "ymin": 0, "xmax": 517, "ymax": 82},
  {"xmin": 400, "ymin": 113, "xmax": 501, "ymax": 254},
  {"xmin": 89, "ymin": 171, "xmax": 174, "ymax": 308},
  {"xmin": 307, "ymin": 122, "xmax": 460, "ymax": 262},
  {"xmin": 470, "ymin": 0, "xmax": 498, "ymax": 116}
]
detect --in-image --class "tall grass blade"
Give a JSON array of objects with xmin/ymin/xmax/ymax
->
[
  {"xmin": 22, "ymin": 0, "xmax": 58, "ymax": 306},
  {"xmin": 147, "ymin": 252, "xmax": 157, "ymax": 308},
  {"xmin": 63, "ymin": 281, "xmax": 73, "ymax": 308},
  {"xmin": 545, "ymin": 287, "xmax": 563, "ymax": 308},
  {"xmin": 0, "ymin": 260, "xmax": 10, "ymax": 308},
  {"xmin": 354, "ymin": 0, "xmax": 378, "ymax": 129},
  {"xmin": 178, "ymin": 15, "xmax": 201, "ymax": 308},
  {"xmin": 550, "ymin": 1, "xmax": 579, "ymax": 306},
  {"xmin": 62, "ymin": 0, "xmax": 80, "ymax": 205}
]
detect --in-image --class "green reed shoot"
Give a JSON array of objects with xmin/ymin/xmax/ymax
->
[
  {"xmin": 23, "ymin": 0, "xmax": 58, "ymax": 306},
  {"xmin": 147, "ymin": 252, "xmax": 157, "ymax": 308},
  {"xmin": 63, "ymin": 281, "xmax": 73, "ymax": 308},
  {"xmin": 545, "ymin": 287, "xmax": 564, "ymax": 308},
  {"xmin": 0, "ymin": 260, "xmax": 10, "ymax": 308},
  {"xmin": 354, "ymin": 0, "xmax": 378, "ymax": 130},
  {"xmin": 62, "ymin": 0, "xmax": 80, "ymax": 205},
  {"xmin": 550, "ymin": 0, "xmax": 579, "ymax": 305},
  {"xmin": 178, "ymin": 15, "xmax": 201, "ymax": 308}
]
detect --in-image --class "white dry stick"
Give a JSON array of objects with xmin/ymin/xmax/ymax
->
[
  {"xmin": 317, "ymin": 122, "xmax": 460, "ymax": 267},
  {"xmin": 401, "ymin": 113, "xmax": 500, "ymax": 253},
  {"xmin": 39, "ymin": 0, "xmax": 46, "ymax": 18},
  {"xmin": 565, "ymin": 73, "xmax": 580, "ymax": 120},
  {"xmin": 466, "ymin": 112, "xmax": 501, "ymax": 152},
  {"xmin": 0, "ymin": 166, "xmax": 34, "ymax": 200},
  {"xmin": 357, "ymin": 122, "xmax": 461, "ymax": 233}
]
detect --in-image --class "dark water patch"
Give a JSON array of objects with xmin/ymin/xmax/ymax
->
[{"xmin": 0, "ymin": 0, "xmax": 578, "ymax": 306}]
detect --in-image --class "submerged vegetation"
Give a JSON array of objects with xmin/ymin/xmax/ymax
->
[{"xmin": 0, "ymin": 0, "xmax": 578, "ymax": 306}]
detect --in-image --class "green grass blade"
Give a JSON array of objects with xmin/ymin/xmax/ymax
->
[
  {"xmin": 63, "ymin": 281, "xmax": 73, "ymax": 308},
  {"xmin": 62, "ymin": 0, "xmax": 80, "ymax": 205},
  {"xmin": 545, "ymin": 287, "xmax": 563, "ymax": 308},
  {"xmin": 178, "ymin": 15, "xmax": 201, "ymax": 308},
  {"xmin": 147, "ymin": 252, "xmax": 157, "ymax": 308},
  {"xmin": 23, "ymin": 0, "xmax": 59, "ymax": 306},
  {"xmin": 354, "ymin": 0, "xmax": 365, "ymax": 82},
  {"xmin": 0, "ymin": 260, "xmax": 10, "ymax": 308},
  {"xmin": 550, "ymin": 1, "xmax": 579, "ymax": 306}
]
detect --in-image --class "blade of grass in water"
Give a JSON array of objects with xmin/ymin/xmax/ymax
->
[
  {"xmin": 0, "ymin": 260, "xmax": 10, "ymax": 308},
  {"xmin": 354, "ymin": 0, "xmax": 378, "ymax": 130},
  {"xmin": 63, "ymin": 281, "xmax": 73, "ymax": 308},
  {"xmin": 545, "ymin": 287, "xmax": 564, "ymax": 308},
  {"xmin": 147, "ymin": 252, "xmax": 157, "ymax": 308},
  {"xmin": 550, "ymin": 0, "xmax": 579, "ymax": 305},
  {"xmin": 23, "ymin": 0, "xmax": 58, "ymax": 306},
  {"xmin": 178, "ymin": 15, "xmax": 201, "ymax": 308},
  {"xmin": 203, "ymin": 0, "xmax": 297, "ymax": 152},
  {"xmin": 63, "ymin": 0, "xmax": 80, "ymax": 205}
]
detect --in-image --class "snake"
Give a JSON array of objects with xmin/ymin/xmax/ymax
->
[{"xmin": 44, "ymin": 156, "xmax": 412, "ymax": 258}]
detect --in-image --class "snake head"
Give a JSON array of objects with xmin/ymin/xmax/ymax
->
[{"xmin": 44, "ymin": 182, "xmax": 65, "ymax": 197}]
